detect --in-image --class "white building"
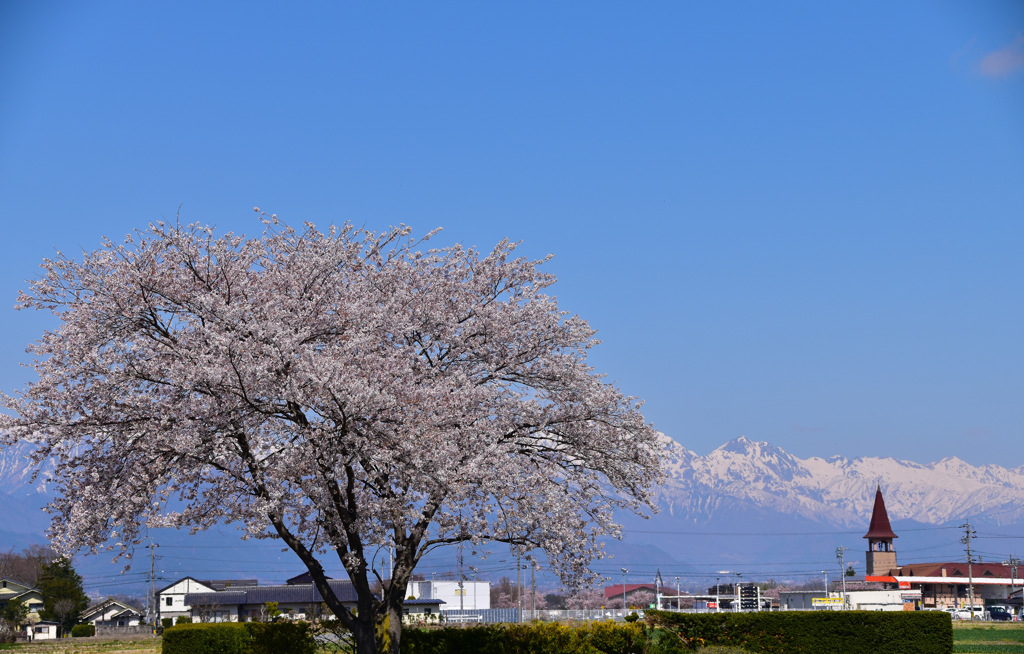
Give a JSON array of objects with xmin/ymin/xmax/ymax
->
[
  {"xmin": 407, "ymin": 580, "xmax": 490, "ymax": 611},
  {"xmin": 28, "ymin": 621, "xmax": 60, "ymax": 641},
  {"xmin": 157, "ymin": 577, "xmax": 217, "ymax": 622}
]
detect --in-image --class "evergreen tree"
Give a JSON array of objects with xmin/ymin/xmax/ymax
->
[{"xmin": 37, "ymin": 557, "xmax": 88, "ymax": 636}]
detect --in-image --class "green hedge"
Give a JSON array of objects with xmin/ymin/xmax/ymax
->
[
  {"xmin": 401, "ymin": 613, "xmax": 952, "ymax": 654},
  {"xmin": 645, "ymin": 610, "xmax": 953, "ymax": 654},
  {"xmin": 71, "ymin": 624, "xmax": 96, "ymax": 637},
  {"xmin": 401, "ymin": 621, "xmax": 651, "ymax": 654},
  {"xmin": 161, "ymin": 621, "xmax": 315, "ymax": 654},
  {"xmin": 245, "ymin": 622, "xmax": 315, "ymax": 654},
  {"xmin": 163, "ymin": 622, "xmax": 249, "ymax": 654}
]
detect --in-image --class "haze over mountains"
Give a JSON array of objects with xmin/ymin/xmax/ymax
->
[{"xmin": 3, "ymin": 435, "xmax": 1022, "ymax": 590}]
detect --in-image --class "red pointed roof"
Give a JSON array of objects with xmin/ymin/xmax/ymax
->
[{"xmin": 863, "ymin": 485, "xmax": 898, "ymax": 540}]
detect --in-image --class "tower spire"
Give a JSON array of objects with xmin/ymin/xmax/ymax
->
[
  {"xmin": 863, "ymin": 484, "xmax": 898, "ymax": 541},
  {"xmin": 864, "ymin": 485, "xmax": 898, "ymax": 577}
]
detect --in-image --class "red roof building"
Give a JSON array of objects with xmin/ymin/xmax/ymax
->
[{"xmin": 862, "ymin": 487, "xmax": 1023, "ymax": 611}]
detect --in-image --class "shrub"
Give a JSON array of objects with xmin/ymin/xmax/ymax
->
[
  {"xmin": 175, "ymin": 615, "xmax": 192, "ymax": 624},
  {"xmin": 162, "ymin": 622, "xmax": 249, "ymax": 654},
  {"xmin": 162, "ymin": 617, "xmax": 173, "ymax": 629},
  {"xmin": 0, "ymin": 622, "xmax": 16, "ymax": 644},
  {"xmin": 71, "ymin": 623, "xmax": 96, "ymax": 637}
]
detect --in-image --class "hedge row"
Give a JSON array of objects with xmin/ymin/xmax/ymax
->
[
  {"xmin": 164, "ymin": 611, "xmax": 953, "ymax": 654},
  {"xmin": 161, "ymin": 621, "xmax": 315, "ymax": 654},
  {"xmin": 644, "ymin": 610, "xmax": 953, "ymax": 654},
  {"xmin": 400, "ymin": 621, "xmax": 664, "ymax": 654}
]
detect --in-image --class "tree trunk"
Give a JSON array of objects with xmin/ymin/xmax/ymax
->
[
  {"xmin": 352, "ymin": 616, "xmax": 377, "ymax": 654},
  {"xmin": 385, "ymin": 603, "xmax": 403, "ymax": 654}
]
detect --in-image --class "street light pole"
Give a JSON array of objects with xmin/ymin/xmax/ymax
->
[
  {"xmin": 715, "ymin": 571, "xmax": 730, "ymax": 613},
  {"xmin": 822, "ymin": 570, "xmax": 828, "ymax": 609},
  {"xmin": 621, "ymin": 568, "xmax": 628, "ymax": 617},
  {"xmin": 735, "ymin": 573, "xmax": 742, "ymax": 613}
]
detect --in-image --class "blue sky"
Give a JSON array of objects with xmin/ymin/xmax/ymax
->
[{"xmin": 2, "ymin": 1, "xmax": 1023, "ymax": 467}]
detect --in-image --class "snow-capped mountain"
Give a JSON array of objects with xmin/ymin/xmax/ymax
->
[
  {"xmin": 0, "ymin": 441, "xmax": 51, "ymax": 496},
  {"xmin": 656, "ymin": 434, "xmax": 1024, "ymax": 528}
]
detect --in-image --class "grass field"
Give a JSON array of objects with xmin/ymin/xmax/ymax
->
[
  {"xmin": 0, "ymin": 635, "xmax": 160, "ymax": 654},
  {"xmin": 953, "ymin": 623, "xmax": 1024, "ymax": 654}
]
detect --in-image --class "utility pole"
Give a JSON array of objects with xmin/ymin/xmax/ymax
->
[
  {"xmin": 457, "ymin": 539, "xmax": 465, "ymax": 612},
  {"xmin": 836, "ymin": 546, "xmax": 850, "ymax": 610},
  {"xmin": 530, "ymin": 562, "xmax": 537, "ymax": 620},
  {"xmin": 1004, "ymin": 556, "xmax": 1020, "ymax": 613},
  {"xmin": 148, "ymin": 542, "xmax": 158, "ymax": 628},
  {"xmin": 961, "ymin": 520, "xmax": 977, "ymax": 618},
  {"xmin": 516, "ymin": 553, "xmax": 522, "ymax": 623},
  {"xmin": 675, "ymin": 576, "xmax": 680, "ymax": 612}
]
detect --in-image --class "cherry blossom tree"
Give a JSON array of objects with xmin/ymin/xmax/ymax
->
[
  {"xmin": 565, "ymin": 587, "xmax": 605, "ymax": 609},
  {"xmin": 1, "ymin": 216, "xmax": 661, "ymax": 654}
]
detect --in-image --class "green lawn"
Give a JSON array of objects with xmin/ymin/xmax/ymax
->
[{"xmin": 954, "ymin": 624, "xmax": 1024, "ymax": 654}]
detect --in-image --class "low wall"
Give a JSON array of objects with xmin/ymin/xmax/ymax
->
[{"xmin": 95, "ymin": 625, "xmax": 156, "ymax": 636}]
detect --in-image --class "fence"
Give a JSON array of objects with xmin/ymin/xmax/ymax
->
[{"xmin": 442, "ymin": 608, "xmax": 641, "ymax": 624}]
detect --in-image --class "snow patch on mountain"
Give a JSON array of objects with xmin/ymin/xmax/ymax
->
[{"xmin": 656, "ymin": 435, "xmax": 1024, "ymax": 527}]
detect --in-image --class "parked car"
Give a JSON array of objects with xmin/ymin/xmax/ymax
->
[
  {"xmin": 989, "ymin": 605, "xmax": 1012, "ymax": 621},
  {"xmin": 947, "ymin": 606, "xmax": 985, "ymax": 620}
]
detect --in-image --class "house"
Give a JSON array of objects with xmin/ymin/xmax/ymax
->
[
  {"xmin": 603, "ymin": 583, "xmax": 658, "ymax": 608},
  {"xmin": 0, "ymin": 578, "xmax": 45, "ymax": 621},
  {"xmin": 862, "ymin": 486, "xmax": 1023, "ymax": 611},
  {"xmin": 183, "ymin": 578, "xmax": 444, "ymax": 623},
  {"xmin": 157, "ymin": 577, "xmax": 260, "ymax": 622},
  {"xmin": 156, "ymin": 577, "xmax": 216, "ymax": 622},
  {"xmin": 81, "ymin": 598, "xmax": 143, "ymax": 627}
]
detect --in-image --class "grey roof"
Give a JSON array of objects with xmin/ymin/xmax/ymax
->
[
  {"xmin": 404, "ymin": 598, "xmax": 445, "ymax": 606},
  {"xmin": 82, "ymin": 599, "xmax": 138, "ymax": 620},
  {"xmin": 185, "ymin": 580, "xmax": 359, "ymax": 607},
  {"xmin": 200, "ymin": 579, "xmax": 259, "ymax": 590}
]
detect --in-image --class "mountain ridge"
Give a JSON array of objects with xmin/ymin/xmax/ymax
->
[{"xmin": 656, "ymin": 434, "xmax": 1024, "ymax": 528}]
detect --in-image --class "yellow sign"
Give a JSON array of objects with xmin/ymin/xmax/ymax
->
[{"xmin": 812, "ymin": 598, "xmax": 843, "ymax": 606}]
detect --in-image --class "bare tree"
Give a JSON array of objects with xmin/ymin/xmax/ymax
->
[
  {"xmin": 0, "ymin": 545, "xmax": 57, "ymax": 587},
  {"xmin": 51, "ymin": 599, "xmax": 77, "ymax": 637}
]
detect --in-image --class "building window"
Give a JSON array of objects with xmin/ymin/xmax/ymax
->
[{"xmin": 166, "ymin": 597, "xmax": 173, "ymax": 606}]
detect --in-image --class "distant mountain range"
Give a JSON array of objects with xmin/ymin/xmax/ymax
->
[
  {"xmin": 4, "ymin": 434, "xmax": 1023, "ymax": 590},
  {"xmin": 654, "ymin": 434, "xmax": 1024, "ymax": 528}
]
